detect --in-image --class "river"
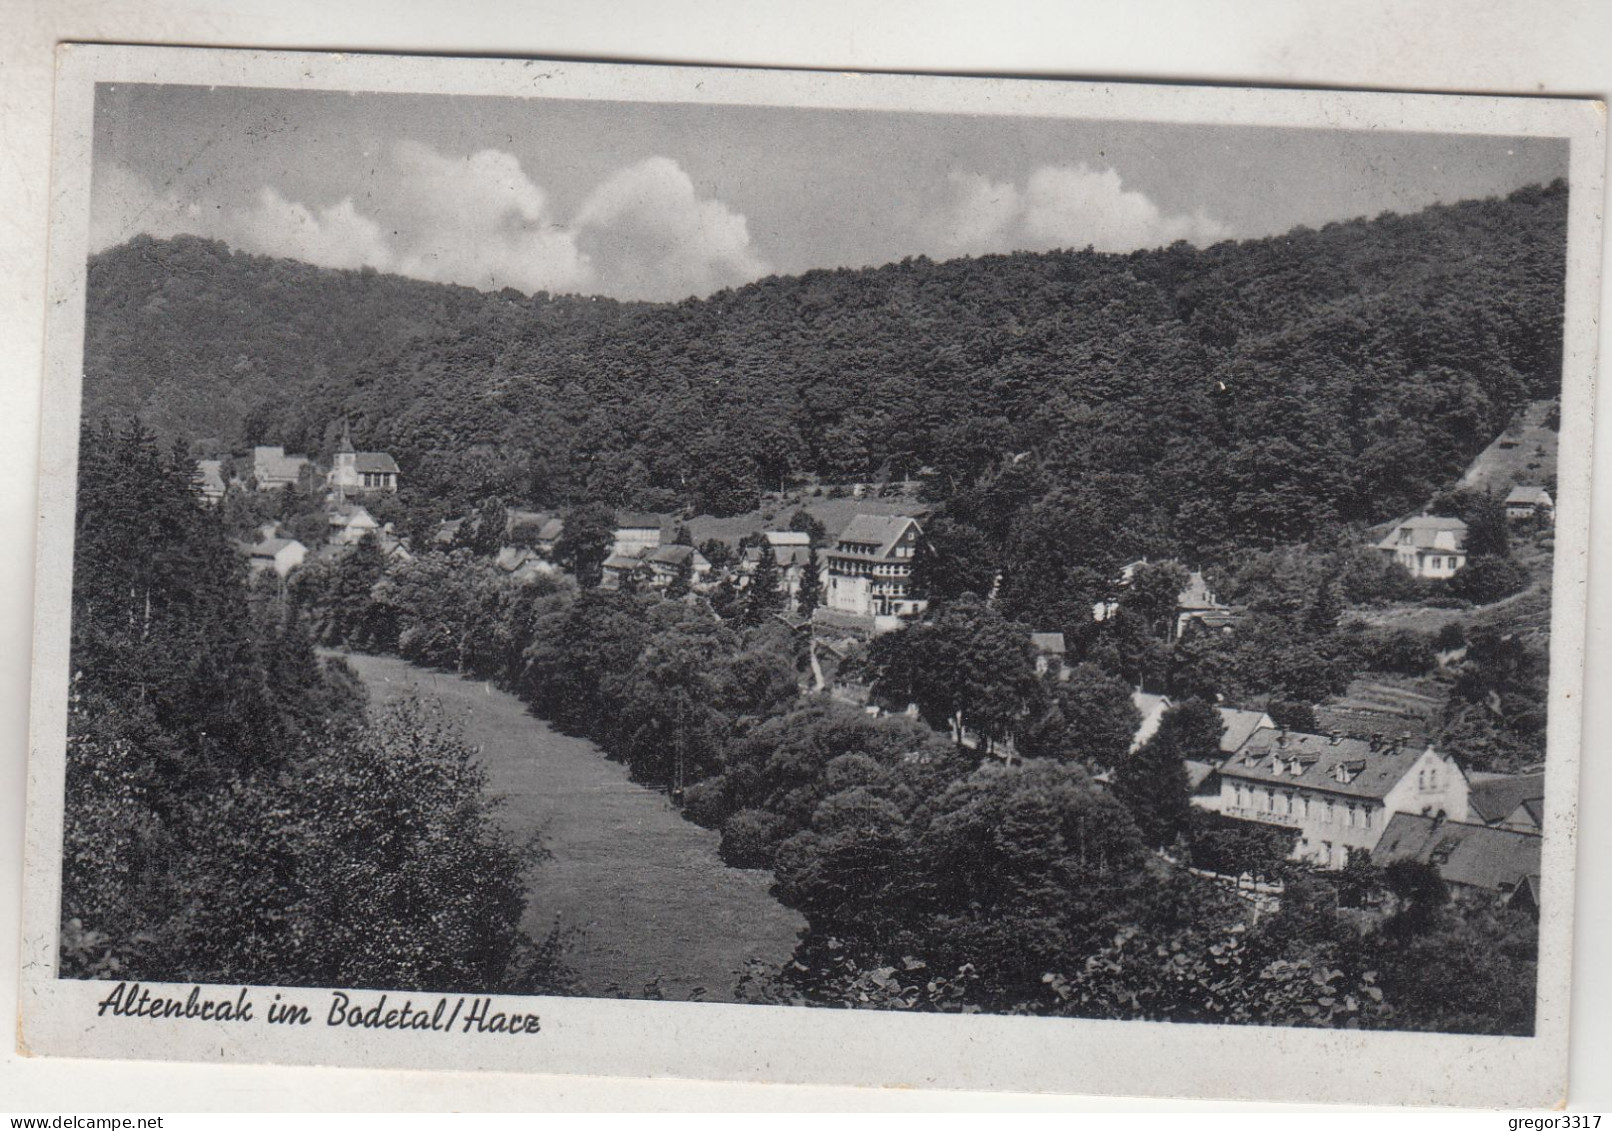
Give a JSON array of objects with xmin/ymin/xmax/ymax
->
[{"xmin": 339, "ymin": 652, "xmax": 805, "ymax": 1002}]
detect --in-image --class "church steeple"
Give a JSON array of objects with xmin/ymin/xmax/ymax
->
[{"xmin": 337, "ymin": 418, "xmax": 356, "ymax": 455}]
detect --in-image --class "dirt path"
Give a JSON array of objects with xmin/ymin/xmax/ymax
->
[{"xmin": 339, "ymin": 652, "xmax": 804, "ymax": 1002}]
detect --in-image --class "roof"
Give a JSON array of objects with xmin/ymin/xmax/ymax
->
[
  {"xmin": 1375, "ymin": 515, "xmax": 1468, "ymax": 553},
  {"xmin": 1184, "ymin": 760, "xmax": 1218, "ymax": 791},
  {"xmin": 329, "ymin": 504, "xmax": 377, "ymax": 526},
  {"xmin": 766, "ymin": 530, "xmax": 811, "ymax": 547},
  {"xmin": 742, "ymin": 544, "xmax": 812, "ymax": 568},
  {"xmin": 248, "ymin": 537, "xmax": 304, "ymax": 561},
  {"xmin": 1218, "ymin": 728, "xmax": 1438, "ymax": 801},
  {"xmin": 1030, "ymin": 632, "xmax": 1067, "ymax": 655},
  {"xmin": 536, "ymin": 518, "xmax": 564, "ymax": 541},
  {"xmin": 1129, "ymin": 691, "xmax": 1172, "ymax": 752},
  {"xmin": 1371, "ymin": 814, "xmax": 1542, "ymax": 893},
  {"xmin": 1504, "ymin": 485, "xmax": 1552, "ymax": 506},
  {"xmin": 602, "ymin": 553, "xmax": 645, "ymax": 570},
  {"xmin": 1216, "ymin": 707, "xmax": 1275, "ymax": 755},
  {"xmin": 1467, "ymin": 772, "xmax": 1545, "ymax": 825},
  {"xmin": 1504, "ymin": 798, "xmax": 1544, "ymax": 831},
  {"xmin": 252, "ymin": 446, "xmax": 307, "ymax": 481},
  {"xmin": 353, "ymin": 452, "xmax": 399, "ymax": 475},
  {"xmin": 194, "ymin": 461, "xmax": 227, "ymax": 496},
  {"xmin": 615, "ymin": 511, "xmax": 665, "ymax": 531},
  {"xmin": 834, "ymin": 514, "xmax": 920, "ymax": 558},
  {"xmin": 495, "ymin": 546, "xmax": 534, "ymax": 571},
  {"xmin": 1177, "ymin": 570, "xmax": 1224, "ymax": 611},
  {"xmin": 647, "ymin": 544, "xmax": 707, "ymax": 567}
]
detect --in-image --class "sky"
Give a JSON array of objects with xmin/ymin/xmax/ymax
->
[{"xmin": 89, "ymin": 84, "xmax": 1570, "ymax": 302}]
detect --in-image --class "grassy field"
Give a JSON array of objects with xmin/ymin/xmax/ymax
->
[
  {"xmin": 1456, "ymin": 399, "xmax": 1559, "ymax": 495},
  {"xmin": 340, "ymin": 652, "xmax": 804, "ymax": 1002}
]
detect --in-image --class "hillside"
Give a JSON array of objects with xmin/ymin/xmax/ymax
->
[
  {"xmin": 1456, "ymin": 398, "xmax": 1560, "ymax": 496},
  {"xmin": 85, "ymin": 182, "xmax": 1568, "ymax": 602}
]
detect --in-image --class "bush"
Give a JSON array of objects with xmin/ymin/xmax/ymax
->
[
  {"xmin": 1448, "ymin": 557, "xmax": 1530, "ymax": 605},
  {"xmin": 1433, "ymin": 622, "xmax": 1467, "ymax": 652},
  {"xmin": 719, "ymin": 808, "xmax": 796, "ymax": 869},
  {"xmin": 1351, "ymin": 627, "xmax": 1438, "ymax": 676}
]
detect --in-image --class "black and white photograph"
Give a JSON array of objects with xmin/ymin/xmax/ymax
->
[{"xmin": 15, "ymin": 43, "xmax": 1605, "ymax": 1106}]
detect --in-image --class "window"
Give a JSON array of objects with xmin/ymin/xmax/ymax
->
[{"xmin": 1364, "ymin": 809, "xmax": 1372, "ymax": 830}]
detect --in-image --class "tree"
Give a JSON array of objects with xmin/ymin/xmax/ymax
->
[
  {"xmin": 1111, "ymin": 704, "xmax": 1207, "ymax": 849},
  {"xmin": 787, "ymin": 508, "xmax": 826, "ymax": 546},
  {"xmin": 664, "ymin": 554, "xmax": 694, "ymax": 600},
  {"xmin": 743, "ymin": 542, "xmax": 784, "ymax": 625},
  {"xmin": 866, "ymin": 596, "xmax": 1043, "ymax": 749},
  {"xmin": 796, "ymin": 544, "xmax": 823, "ymax": 618},
  {"xmin": 554, "ymin": 503, "xmax": 615, "ymax": 588},
  {"xmin": 1017, "ymin": 662, "xmax": 1139, "ymax": 769}
]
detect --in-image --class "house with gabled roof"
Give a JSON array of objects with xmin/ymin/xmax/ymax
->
[
  {"xmin": 1467, "ymin": 772, "xmax": 1545, "ymax": 834},
  {"xmin": 824, "ymin": 513, "xmax": 925, "ymax": 619},
  {"xmin": 194, "ymin": 459, "xmax": 227, "ymax": 505},
  {"xmin": 1215, "ymin": 728, "xmax": 1469, "ymax": 868},
  {"xmin": 251, "ymin": 445, "xmax": 309, "ymax": 491},
  {"xmin": 1376, "ymin": 514, "xmax": 1468, "ymax": 579},
  {"xmin": 645, "ymin": 543, "xmax": 712, "ymax": 590},
  {"xmin": 242, "ymin": 536, "xmax": 307, "ymax": 578},
  {"xmin": 1504, "ymin": 485, "xmax": 1554, "ymax": 522},
  {"xmin": 612, "ymin": 511, "xmax": 665, "ymax": 558},
  {"xmin": 1371, "ymin": 813, "xmax": 1542, "ymax": 911}
]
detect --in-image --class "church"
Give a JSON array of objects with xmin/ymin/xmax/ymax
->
[{"xmin": 326, "ymin": 422, "xmax": 400, "ymax": 497}]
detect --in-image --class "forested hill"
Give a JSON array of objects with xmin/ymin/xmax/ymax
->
[
  {"xmin": 83, "ymin": 234, "xmax": 636, "ymax": 452},
  {"xmin": 86, "ymin": 181, "xmax": 1566, "ymax": 555}
]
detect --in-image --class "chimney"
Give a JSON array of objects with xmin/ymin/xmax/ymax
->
[{"xmin": 1329, "ymin": 732, "xmax": 1342, "ymax": 746}]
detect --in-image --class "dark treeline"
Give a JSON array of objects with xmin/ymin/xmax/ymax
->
[
  {"xmin": 297, "ymin": 541, "xmax": 1538, "ymax": 1033},
  {"xmin": 63, "ymin": 421, "xmax": 566, "ymax": 993}
]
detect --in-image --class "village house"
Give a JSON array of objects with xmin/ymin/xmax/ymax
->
[
  {"xmin": 1371, "ymin": 813, "xmax": 1541, "ymax": 913},
  {"xmin": 328, "ymin": 502, "xmax": 381, "ymax": 545},
  {"xmin": 193, "ymin": 458, "xmax": 227, "ymax": 505},
  {"xmin": 1376, "ymin": 514, "xmax": 1468, "ymax": 579},
  {"xmin": 1504, "ymin": 485, "xmax": 1554, "ymax": 523},
  {"xmin": 1212, "ymin": 728, "xmax": 1470, "ymax": 869},
  {"xmin": 599, "ymin": 552, "xmax": 647, "ymax": 591},
  {"xmin": 251, "ymin": 445, "xmax": 309, "ymax": 491},
  {"xmin": 1093, "ymin": 560, "xmax": 1239, "ymax": 639},
  {"xmin": 327, "ymin": 424, "xmax": 400, "ymax": 497},
  {"xmin": 740, "ymin": 531, "xmax": 815, "ymax": 599},
  {"xmin": 1467, "ymin": 772, "xmax": 1545, "ymax": 834},
  {"xmin": 1129, "ymin": 691, "xmax": 1173, "ymax": 753},
  {"xmin": 242, "ymin": 536, "xmax": 307, "ymax": 578},
  {"xmin": 494, "ymin": 545, "xmax": 557, "ymax": 584},
  {"xmin": 534, "ymin": 517, "xmax": 565, "ymax": 557},
  {"xmin": 1029, "ymin": 632, "xmax": 1066, "ymax": 677},
  {"xmin": 612, "ymin": 512, "xmax": 665, "ymax": 558},
  {"xmin": 823, "ymin": 514, "xmax": 926, "ymax": 620},
  {"xmin": 645, "ymin": 543, "xmax": 713, "ymax": 590}
]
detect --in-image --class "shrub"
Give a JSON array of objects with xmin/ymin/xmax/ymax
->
[
  {"xmin": 1448, "ymin": 557, "xmax": 1530, "ymax": 605},
  {"xmin": 719, "ymin": 808, "xmax": 796, "ymax": 869}
]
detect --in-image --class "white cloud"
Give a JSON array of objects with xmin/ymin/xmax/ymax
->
[
  {"xmin": 574, "ymin": 156, "xmax": 771, "ymax": 301},
  {"xmin": 89, "ymin": 145, "xmax": 769, "ymax": 300},
  {"xmin": 926, "ymin": 163, "xmax": 1229, "ymax": 257},
  {"xmin": 233, "ymin": 188, "xmax": 393, "ymax": 273}
]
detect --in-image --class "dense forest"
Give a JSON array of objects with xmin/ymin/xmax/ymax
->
[
  {"xmin": 280, "ymin": 532, "xmax": 1540, "ymax": 1033},
  {"xmin": 88, "ymin": 181, "xmax": 1566, "ymax": 546},
  {"xmin": 62, "ymin": 422, "xmax": 567, "ymax": 993}
]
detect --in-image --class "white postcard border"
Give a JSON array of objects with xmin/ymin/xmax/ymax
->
[{"xmin": 19, "ymin": 43, "xmax": 1607, "ymax": 1107}]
